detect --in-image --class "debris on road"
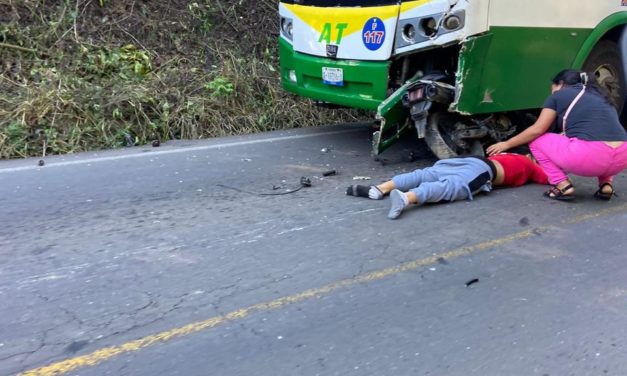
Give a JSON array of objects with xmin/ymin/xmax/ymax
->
[
  {"xmin": 465, "ymin": 278, "xmax": 480, "ymax": 287},
  {"xmin": 321, "ymin": 148, "xmax": 331, "ymax": 153},
  {"xmin": 300, "ymin": 176, "xmax": 312, "ymax": 187},
  {"xmin": 38, "ymin": 160, "xmax": 45, "ymax": 167},
  {"xmin": 152, "ymin": 140, "xmax": 161, "ymax": 147},
  {"xmin": 217, "ymin": 176, "xmax": 313, "ymax": 196},
  {"xmin": 352, "ymin": 176, "xmax": 371, "ymax": 180},
  {"xmin": 322, "ymin": 169, "xmax": 337, "ymax": 177},
  {"xmin": 437, "ymin": 257, "xmax": 449, "ymax": 265}
]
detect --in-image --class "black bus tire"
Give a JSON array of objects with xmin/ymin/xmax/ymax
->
[{"xmin": 582, "ymin": 39, "xmax": 626, "ymax": 116}]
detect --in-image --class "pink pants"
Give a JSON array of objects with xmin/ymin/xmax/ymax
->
[{"xmin": 529, "ymin": 133, "xmax": 627, "ymax": 185}]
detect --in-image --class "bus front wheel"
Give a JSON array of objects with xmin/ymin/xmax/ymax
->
[{"xmin": 582, "ymin": 40, "xmax": 626, "ymax": 116}]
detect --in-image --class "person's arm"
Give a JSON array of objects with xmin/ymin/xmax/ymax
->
[{"xmin": 486, "ymin": 108, "xmax": 557, "ymax": 156}]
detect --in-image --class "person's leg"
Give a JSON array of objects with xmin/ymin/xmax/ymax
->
[
  {"xmin": 347, "ymin": 165, "xmax": 439, "ymax": 200},
  {"xmin": 386, "ymin": 169, "xmax": 436, "ymax": 218},
  {"xmin": 387, "ymin": 178, "xmax": 469, "ymax": 219},
  {"xmin": 412, "ymin": 178, "xmax": 470, "ymax": 204},
  {"xmin": 391, "ymin": 166, "xmax": 439, "ymax": 191},
  {"xmin": 596, "ymin": 142, "xmax": 627, "ymax": 197},
  {"xmin": 529, "ymin": 133, "xmax": 573, "ymax": 187},
  {"xmin": 374, "ymin": 180, "xmax": 395, "ymax": 197},
  {"xmin": 598, "ymin": 175, "xmax": 614, "ymax": 187}
]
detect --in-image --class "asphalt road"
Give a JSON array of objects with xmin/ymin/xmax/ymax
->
[{"xmin": 1, "ymin": 124, "xmax": 626, "ymax": 376}]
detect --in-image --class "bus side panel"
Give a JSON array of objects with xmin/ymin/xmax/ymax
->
[{"xmin": 453, "ymin": 27, "xmax": 591, "ymax": 115}]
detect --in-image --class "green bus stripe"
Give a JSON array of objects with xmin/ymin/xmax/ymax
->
[
  {"xmin": 279, "ymin": 38, "xmax": 389, "ymax": 110},
  {"xmin": 573, "ymin": 12, "xmax": 627, "ymax": 68}
]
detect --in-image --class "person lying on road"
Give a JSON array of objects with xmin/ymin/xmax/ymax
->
[{"xmin": 347, "ymin": 153, "xmax": 548, "ymax": 220}]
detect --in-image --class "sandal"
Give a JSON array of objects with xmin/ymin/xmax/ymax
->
[
  {"xmin": 346, "ymin": 184, "xmax": 370, "ymax": 198},
  {"xmin": 544, "ymin": 183, "xmax": 575, "ymax": 201},
  {"xmin": 594, "ymin": 182, "xmax": 615, "ymax": 201}
]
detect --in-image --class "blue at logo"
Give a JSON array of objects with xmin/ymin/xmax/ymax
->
[{"xmin": 362, "ymin": 17, "xmax": 386, "ymax": 51}]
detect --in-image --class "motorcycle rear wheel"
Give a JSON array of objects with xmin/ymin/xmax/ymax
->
[{"xmin": 424, "ymin": 112, "xmax": 483, "ymax": 159}]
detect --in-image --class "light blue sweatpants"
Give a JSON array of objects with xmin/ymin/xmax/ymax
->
[{"xmin": 391, "ymin": 157, "xmax": 494, "ymax": 205}]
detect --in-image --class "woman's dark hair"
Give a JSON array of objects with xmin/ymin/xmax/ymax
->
[{"xmin": 552, "ymin": 69, "xmax": 612, "ymax": 104}]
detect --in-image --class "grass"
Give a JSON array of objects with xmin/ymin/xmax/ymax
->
[{"xmin": 0, "ymin": 0, "xmax": 367, "ymax": 159}]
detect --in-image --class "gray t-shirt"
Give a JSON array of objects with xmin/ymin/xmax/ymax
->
[{"xmin": 542, "ymin": 84, "xmax": 627, "ymax": 141}]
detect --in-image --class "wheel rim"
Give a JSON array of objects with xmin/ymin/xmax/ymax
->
[{"xmin": 594, "ymin": 64, "xmax": 622, "ymax": 107}]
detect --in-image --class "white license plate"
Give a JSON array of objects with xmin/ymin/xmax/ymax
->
[{"xmin": 322, "ymin": 67, "xmax": 344, "ymax": 86}]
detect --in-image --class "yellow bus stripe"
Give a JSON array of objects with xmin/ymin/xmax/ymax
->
[
  {"xmin": 400, "ymin": 0, "xmax": 433, "ymax": 13},
  {"xmin": 284, "ymin": 3, "xmax": 399, "ymax": 36}
]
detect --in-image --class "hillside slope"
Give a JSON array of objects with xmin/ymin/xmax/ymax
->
[{"xmin": 0, "ymin": 0, "xmax": 364, "ymax": 158}]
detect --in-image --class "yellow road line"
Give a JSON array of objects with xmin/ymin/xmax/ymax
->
[
  {"xmin": 564, "ymin": 203, "xmax": 627, "ymax": 224},
  {"xmin": 19, "ymin": 204, "xmax": 627, "ymax": 376}
]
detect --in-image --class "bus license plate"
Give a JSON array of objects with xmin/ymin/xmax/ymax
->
[{"xmin": 322, "ymin": 67, "xmax": 344, "ymax": 86}]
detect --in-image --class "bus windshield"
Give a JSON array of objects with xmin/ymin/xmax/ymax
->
[{"xmin": 285, "ymin": 0, "xmax": 400, "ymax": 6}]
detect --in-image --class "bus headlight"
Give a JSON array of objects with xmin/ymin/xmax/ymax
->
[
  {"xmin": 443, "ymin": 14, "xmax": 462, "ymax": 31},
  {"xmin": 402, "ymin": 24, "xmax": 416, "ymax": 43},
  {"xmin": 420, "ymin": 17, "xmax": 438, "ymax": 37},
  {"xmin": 281, "ymin": 17, "xmax": 293, "ymax": 40},
  {"xmin": 396, "ymin": 11, "xmax": 464, "ymax": 49}
]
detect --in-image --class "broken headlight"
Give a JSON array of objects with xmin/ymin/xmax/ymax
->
[{"xmin": 395, "ymin": 11, "xmax": 465, "ymax": 49}]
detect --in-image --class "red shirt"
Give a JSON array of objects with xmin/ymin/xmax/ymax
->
[{"xmin": 488, "ymin": 154, "xmax": 548, "ymax": 186}]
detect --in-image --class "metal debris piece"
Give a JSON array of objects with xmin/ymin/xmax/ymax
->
[
  {"xmin": 465, "ymin": 278, "xmax": 479, "ymax": 287},
  {"xmin": 322, "ymin": 169, "xmax": 337, "ymax": 176},
  {"xmin": 300, "ymin": 176, "xmax": 312, "ymax": 187}
]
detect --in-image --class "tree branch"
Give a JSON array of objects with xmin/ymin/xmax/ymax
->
[{"xmin": 0, "ymin": 42, "xmax": 37, "ymax": 54}]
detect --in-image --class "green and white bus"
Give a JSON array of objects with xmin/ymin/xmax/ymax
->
[{"xmin": 279, "ymin": 0, "xmax": 627, "ymax": 158}]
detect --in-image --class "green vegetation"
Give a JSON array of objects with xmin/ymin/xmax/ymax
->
[{"xmin": 0, "ymin": 0, "xmax": 364, "ymax": 158}]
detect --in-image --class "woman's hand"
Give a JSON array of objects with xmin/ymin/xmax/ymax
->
[
  {"xmin": 486, "ymin": 141, "xmax": 510, "ymax": 156},
  {"xmin": 485, "ymin": 108, "xmax": 557, "ymax": 156}
]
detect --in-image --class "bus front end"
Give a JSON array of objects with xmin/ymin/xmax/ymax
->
[
  {"xmin": 279, "ymin": 0, "xmax": 488, "ymax": 155},
  {"xmin": 278, "ymin": 0, "xmax": 484, "ymax": 107},
  {"xmin": 279, "ymin": 1, "xmax": 627, "ymax": 159}
]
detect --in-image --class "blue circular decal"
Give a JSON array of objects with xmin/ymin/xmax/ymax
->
[{"xmin": 362, "ymin": 17, "xmax": 386, "ymax": 51}]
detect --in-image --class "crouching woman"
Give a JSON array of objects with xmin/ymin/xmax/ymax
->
[{"xmin": 487, "ymin": 69, "xmax": 627, "ymax": 201}]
